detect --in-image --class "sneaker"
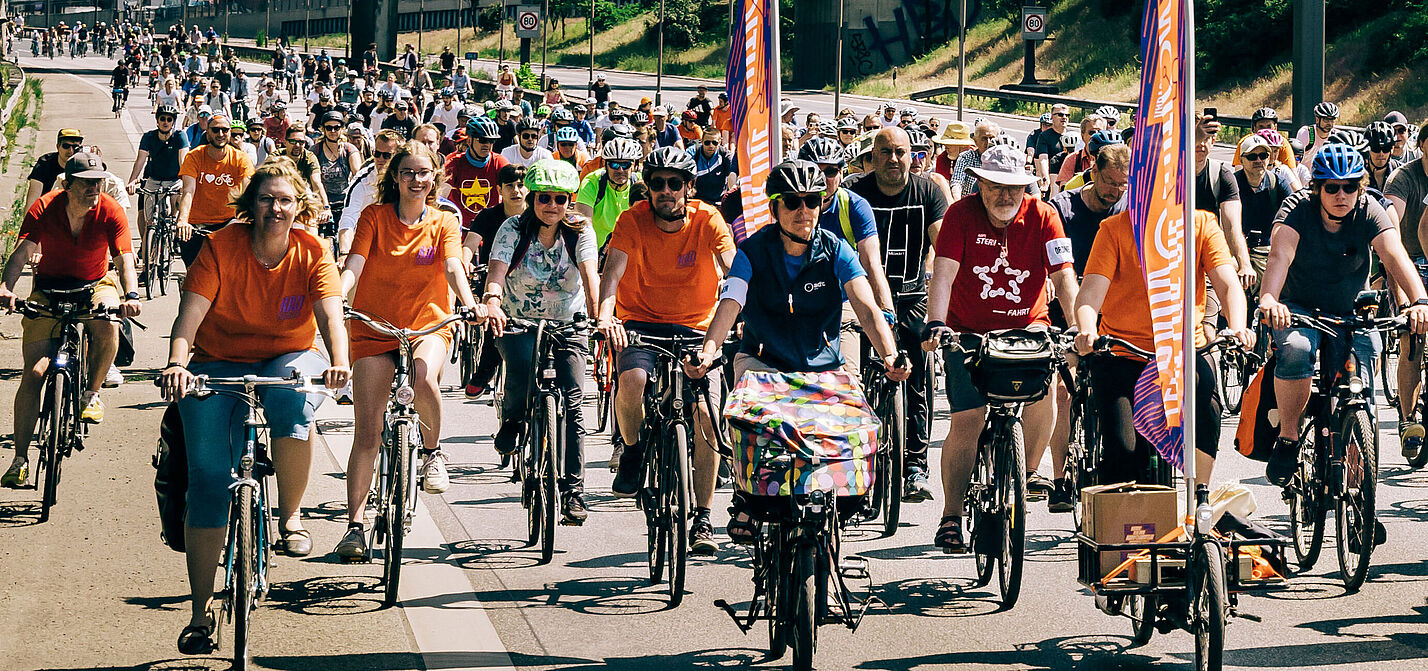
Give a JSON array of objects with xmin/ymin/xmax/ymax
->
[
  {"xmin": 336, "ymin": 381, "xmax": 354, "ymax": 406},
  {"xmin": 1, "ymin": 459, "xmax": 28, "ymax": 488},
  {"xmin": 1026, "ymin": 472, "xmax": 1052, "ymax": 502},
  {"xmin": 421, "ymin": 450, "xmax": 450, "ymax": 494},
  {"xmin": 80, "ymin": 392, "xmax": 104, "ymax": 424},
  {"xmin": 494, "ymin": 420, "xmax": 521, "ymax": 456},
  {"xmin": 562, "ymin": 491, "xmax": 589, "ymax": 525},
  {"xmin": 608, "ymin": 440, "xmax": 623, "ymax": 473},
  {"xmin": 1401, "ymin": 421, "xmax": 1424, "ymax": 461},
  {"xmin": 611, "ymin": 443, "xmax": 644, "ymax": 498},
  {"xmin": 1266, "ymin": 437, "xmax": 1300, "ymax": 487},
  {"xmin": 690, "ymin": 510, "xmax": 718, "ymax": 555},
  {"xmin": 334, "ymin": 523, "xmax": 368, "ymax": 561},
  {"xmin": 464, "ymin": 381, "xmax": 487, "ymax": 399},
  {"xmin": 103, "ymin": 365, "xmax": 123, "ymax": 388},
  {"xmin": 1048, "ymin": 478, "xmax": 1074, "ymax": 513},
  {"xmin": 902, "ymin": 472, "xmax": 933, "ymax": 502}
]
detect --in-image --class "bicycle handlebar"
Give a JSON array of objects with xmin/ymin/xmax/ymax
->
[
  {"xmin": 137, "ymin": 185, "xmax": 184, "ymax": 196},
  {"xmin": 345, "ymin": 306, "xmax": 475, "ymax": 342},
  {"xmin": 15, "ymin": 300, "xmax": 122, "ymax": 322},
  {"xmin": 153, "ymin": 370, "xmax": 335, "ymax": 398}
]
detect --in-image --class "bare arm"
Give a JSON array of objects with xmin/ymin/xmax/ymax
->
[
  {"xmin": 127, "ymin": 149, "xmax": 150, "ymax": 186},
  {"xmin": 1374, "ymin": 229, "xmax": 1428, "ymax": 305},
  {"xmin": 166, "ymin": 291, "xmax": 212, "ymax": 365},
  {"xmin": 847, "ymin": 276, "xmax": 899, "ymax": 363},
  {"xmin": 925, "ymin": 256, "xmax": 960, "ymax": 326},
  {"xmin": 577, "ymin": 259, "xmax": 600, "ymax": 318},
  {"xmin": 23, "ymin": 180, "xmax": 42, "ymax": 209},
  {"xmin": 1050, "ymin": 267, "xmax": 1078, "ymax": 322},
  {"xmin": 340, "ymin": 253, "xmax": 366, "ymax": 298},
  {"xmin": 312, "ymin": 295, "xmax": 351, "ymax": 370},
  {"xmin": 574, "ymin": 202, "xmax": 594, "ymax": 219},
  {"xmin": 444, "ymin": 256, "xmax": 477, "ymax": 309},
  {"xmin": 597, "ymin": 247, "xmax": 628, "ymax": 323},
  {"xmin": 1218, "ymin": 199, "xmax": 1253, "ymax": 286}
]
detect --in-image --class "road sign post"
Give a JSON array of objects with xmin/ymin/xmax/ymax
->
[
  {"xmin": 1001, "ymin": 4, "xmax": 1057, "ymax": 93},
  {"xmin": 515, "ymin": 3, "xmax": 540, "ymax": 67}
]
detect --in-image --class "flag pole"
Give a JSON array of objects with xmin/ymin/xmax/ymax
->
[
  {"xmin": 1181, "ymin": 0, "xmax": 1198, "ymax": 524},
  {"xmin": 768, "ymin": 0, "xmax": 782, "ymax": 163}
]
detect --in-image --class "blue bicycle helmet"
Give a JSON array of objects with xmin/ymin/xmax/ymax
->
[
  {"xmin": 465, "ymin": 115, "xmax": 501, "ymax": 140},
  {"xmin": 1312, "ymin": 142, "xmax": 1366, "ymax": 181},
  {"xmin": 554, "ymin": 126, "xmax": 579, "ymax": 143},
  {"xmin": 1087, "ymin": 130, "xmax": 1124, "ymax": 156}
]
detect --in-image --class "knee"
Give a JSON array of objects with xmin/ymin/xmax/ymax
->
[
  {"xmin": 1272, "ymin": 330, "xmax": 1316, "ymax": 380},
  {"xmin": 186, "ymin": 464, "xmax": 233, "ymax": 529},
  {"xmin": 616, "ymin": 370, "xmax": 647, "ymax": 399}
]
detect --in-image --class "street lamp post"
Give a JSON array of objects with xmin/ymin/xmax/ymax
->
[
  {"xmin": 304, "ymin": 0, "xmax": 309, "ymax": 52},
  {"xmin": 499, "ymin": 0, "xmax": 506, "ymax": 68},
  {"xmin": 957, "ymin": 0, "xmax": 966, "ymax": 119},
  {"xmin": 540, "ymin": 0, "xmax": 547, "ymax": 85},
  {"xmin": 418, "ymin": 0, "xmax": 424, "ymax": 58},
  {"xmin": 587, "ymin": 0, "xmax": 593, "ymax": 91}
]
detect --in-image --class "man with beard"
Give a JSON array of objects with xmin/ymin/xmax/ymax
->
[
  {"xmin": 336, "ymin": 129, "xmax": 404, "ymax": 258},
  {"xmin": 443, "ymin": 116, "xmax": 510, "ymax": 233},
  {"xmin": 844, "ymin": 127, "xmax": 949, "ymax": 503},
  {"xmin": 174, "ymin": 114, "xmax": 255, "ymax": 266}
]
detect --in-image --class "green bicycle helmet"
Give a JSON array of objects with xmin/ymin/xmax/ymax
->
[
  {"xmin": 524, "ymin": 159, "xmax": 581, "ymax": 193},
  {"xmin": 536, "ymin": 104, "xmax": 552, "ymax": 116}
]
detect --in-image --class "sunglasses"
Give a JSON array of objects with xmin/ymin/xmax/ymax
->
[
  {"xmin": 60, "ymin": 142, "xmax": 82, "ymax": 149},
  {"xmin": 1244, "ymin": 152, "xmax": 1271, "ymax": 161},
  {"xmin": 535, "ymin": 193, "xmax": 569, "ymax": 205},
  {"xmin": 839, "ymin": 129, "xmax": 856, "ymax": 135},
  {"xmin": 820, "ymin": 166, "xmax": 842, "ymax": 179},
  {"xmin": 1370, "ymin": 145, "xmax": 1394, "ymax": 154},
  {"xmin": 1052, "ymin": 112, "xmax": 1070, "ymax": 118},
  {"xmin": 558, "ymin": 141, "xmax": 576, "ymax": 147},
  {"xmin": 323, "ymin": 124, "xmax": 343, "ymax": 131},
  {"xmin": 780, "ymin": 194, "xmax": 823, "ymax": 210},
  {"xmin": 520, "ymin": 133, "xmax": 539, "ymax": 140},
  {"xmin": 701, "ymin": 140, "xmax": 720, "ymax": 147},
  {"xmin": 911, "ymin": 151, "xmax": 928, "ymax": 161},
  {"xmin": 607, "ymin": 161, "xmax": 632, "ymax": 171},
  {"xmin": 210, "ymin": 127, "xmax": 231, "ymax": 133},
  {"xmin": 862, "ymin": 126, "xmax": 879, "ymax": 132},
  {"xmin": 1321, "ymin": 181, "xmax": 1360, "ymax": 195},
  {"xmin": 157, "ymin": 116, "xmax": 175, "ymax": 123},
  {"xmin": 647, "ymin": 175, "xmax": 687, "ymax": 192},
  {"xmin": 373, "ymin": 150, "xmax": 394, "ymax": 159}
]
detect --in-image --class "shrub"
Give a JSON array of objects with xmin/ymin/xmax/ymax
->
[{"xmin": 516, "ymin": 62, "xmax": 540, "ymax": 89}]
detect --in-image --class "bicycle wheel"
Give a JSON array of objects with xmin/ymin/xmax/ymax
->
[
  {"xmin": 1335, "ymin": 408, "xmax": 1377, "ymax": 591},
  {"xmin": 997, "ymin": 419, "xmax": 1027, "ymax": 609},
  {"xmin": 645, "ymin": 437, "xmax": 666, "ymax": 585},
  {"xmin": 764, "ymin": 531, "xmax": 788, "ymax": 660},
  {"xmin": 1068, "ymin": 385, "xmax": 1098, "ymax": 530},
  {"xmin": 34, "ymin": 376, "xmax": 61, "ymax": 523},
  {"xmin": 1126, "ymin": 593, "xmax": 1157, "ymax": 645},
  {"xmin": 880, "ymin": 385, "xmax": 905, "ymax": 537},
  {"xmin": 593, "ymin": 342, "xmax": 613, "ymax": 433},
  {"xmin": 968, "ymin": 437, "xmax": 995, "ymax": 587},
  {"xmin": 143, "ymin": 226, "xmax": 161, "ymax": 300},
  {"xmin": 790, "ymin": 541, "xmax": 818, "ymax": 671},
  {"xmin": 1219, "ymin": 349, "xmax": 1245, "ymax": 415},
  {"xmin": 664, "ymin": 423, "xmax": 690, "ymax": 606},
  {"xmin": 233, "ymin": 484, "xmax": 255, "ymax": 671},
  {"xmin": 538, "ymin": 393, "xmax": 559, "ymax": 565},
  {"xmin": 155, "ymin": 227, "xmax": 173, "ymax": 296},
  {"xmin": 382, "ymin": 422, "xmax": 411, "ymax": 606},
  {"xmin": 1381, "ymin": 339, "xmax": 1400, "ymax": 412},
  {"xmin": 1192, "ymin": 541, "xmax": 1227, "ymax": 671}
]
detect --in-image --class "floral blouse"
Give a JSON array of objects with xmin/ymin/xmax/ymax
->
[{"xmin": 490, "ymin": 216, "xmax": 597, "ymax": 320}]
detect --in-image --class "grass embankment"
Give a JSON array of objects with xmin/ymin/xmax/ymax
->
[{"xmin": 2, "ymin": 69, "xmax": 43, "ymax": 256}]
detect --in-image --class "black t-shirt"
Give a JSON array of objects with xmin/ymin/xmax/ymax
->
[
  {"xmin": 440, "ymin": 51, "xmax": 456, "ymax": 70},
  {"xmin": 691, "ymin": 148, "xmax": 735, "ymax": 205},
  {"xmin": 1195, "ymin": 160, "xmax": 1239, "ymax": 213},
  {"xmin": 467, "ymin": 206, "xmax": 513, "ymax": 265},
  {"xmin": 1048, "ymin": 186, "xmax": 1127, "ymax": 276},
  {"xmin": 1235, "ymin": 169, "xmax": 1291, "ymax": 248},
  {"xmin": 111, "ymin": 65, "xmax": 129, "ymax": 87},
  {"xmin": 27, "ymin": 152, "xmax": 65, "ymax": 193},
  {"xmin": 381, "ymin": 114, "xmax": 417, "ymax": 139},
  {"xmin": 687, "ymin": 96, "xmax": 713, "ymax": 126},
  {"xmin": 139, "ymin": 129, "xmax": 188, "ymax": 180},
  {"xmin": 1034, "ymin": 128, "xmax": 1063, "ymax": 158},
  {"xmin": 1279, "ymin": 196, "xmax": 1395, "ymax": 315},
  {"xmin": 591, "ymin": 82, "xmax": 611, "ymax": 103},
  {"xmin": 495, "ymin": 118, "xmax": 517, "ymax": 153},
  {"xmin": 844, "ymin": 172, "xmax": 950, "ymax": 294},
  {"xmin": 355, "ymin": 100, "xmax": 377, "ymax": 126}
]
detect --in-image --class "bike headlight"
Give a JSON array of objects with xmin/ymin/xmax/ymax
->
[
  {"xmin": 239, "ymin": 454, "xmax": 254, "ymax": 470},
  {"xmin": 1348, "ymin": 376, "xmax": 1364, "ymax": 395},
  {"xmin": 394, "ymin": 385, "xmax": 416, "ymax": 405},
  {"xmin": 52, "ymin": 351, "xmax": 69, "ymax": 368}
]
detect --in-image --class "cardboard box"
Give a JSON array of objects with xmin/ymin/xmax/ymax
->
[
  {"xmin": 1130, "ymin": 555, "xmax": 1254, "ymax": 585},
  {"xmin": 1082, "ymin": 482, "xmax": 1179, "ymax": 580}
]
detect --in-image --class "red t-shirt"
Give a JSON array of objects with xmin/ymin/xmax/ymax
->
[
  {"xmin": 934, "ymin": 195, "xmax": 1072, "ymax": 333},
  {"xmin": 443, "ymin": 151, "xmax": 509, "ymax": 229},
  {"xmin": 19, "ymin": 191, "xmax": 132, "ymax": 282}
]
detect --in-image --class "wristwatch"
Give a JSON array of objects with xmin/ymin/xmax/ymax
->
[
  {"xmin": 124, "ymin": 291, "xmax": 140, "ymax": 301},
  {"xmin": 1409, "ymin": 298, "xmax": 1428, "ymax": 309}
]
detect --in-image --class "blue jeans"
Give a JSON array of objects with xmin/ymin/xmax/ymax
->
[
  {"xmin": 1271, "ymin": 303, "xmax": 1380, "ymax": 397},
  {"xmin": 178, "ymin": 350, "xmax": 328, "ymax": 529}
]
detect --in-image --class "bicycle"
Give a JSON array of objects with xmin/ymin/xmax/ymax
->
[
  {"xmin": 112, "ymin": 86, "xmax": 128, "ymax": 116},
  {"xmin": 137, "ymin": 183, "xmax": 183, "ymax": 300},
  {"xmin": 501, "ymin": 317, "xmax": 591, "ymax": 564},
  {"xmin": 169, "ymin": 372, "xmax": 330, "ymax": 670},
  {"xmin": 841, "ymin": 320, "xmax": 907, "ymax": 538},
  {"xmin": 15, "ymin": 289, "xmax": 123, "ymax": 523},
  {"xmin": 344, "ymin": 306, "xmax": 472, "ymax": 606},
  {"xmin": 1277, "ymin": 293, "xmax": 1401, "ymax": 591}
]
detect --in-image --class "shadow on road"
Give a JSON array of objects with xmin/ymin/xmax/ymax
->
[
  {"xmin": 852, "ymin": 633, "xmax": 1155, "ymax": 670},
  {"xmin": 267, "ymin": 574, "xmax": 385, "ymax": 616},
  {"xmin": 0, "ymin": 499, "xmax": 42, "ymax": 528},
  {"xmin": 873, "ymin": 577, "xmax": 1004, "ymax": 618}
]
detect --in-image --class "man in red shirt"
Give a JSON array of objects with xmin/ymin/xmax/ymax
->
[
  {"xmin": 0, "ymin": 153, "xmax": 142, "ymax": 487},
  {"xmin": 442, "ymin": 116, "xmax": 509, "ymax": 231},
  {"xmin": 921, "ymin": 144, "xmax": 1079, "ymax": 552}
]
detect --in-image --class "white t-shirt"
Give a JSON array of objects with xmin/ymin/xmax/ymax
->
[
  {"xmin": 154, "ymin": 89, "xmax": 183, "ymax": 110},
  {"xmin": 500, "ymin": 144, "xmax": 554, "ymax": 167},
  {"xmin": 430, "ymin": 104, "xmax": 461, "ymax": 134}
]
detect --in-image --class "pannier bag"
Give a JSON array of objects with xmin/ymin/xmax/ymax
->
[
  {"xmin": 971, "ymin": 328, "xmax": 1057, "ymax": 403},
  {"xmin": 1236, "ymin": 356, "xmax": 1279, "ymax": 462},
  {"xmin": 153, "ymin": 402, "xmax": 188, "ymax": 552},
  {"xmin": 724, "ymin": 370, "xmax": 880, "ymax": 498}
]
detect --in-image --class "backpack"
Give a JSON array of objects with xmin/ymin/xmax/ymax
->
[
  {"xmin": 1206, "ymin": 158, "xmax": 1226, "ymax": 202},
  {"xmin": 832, "ymin": 189, "xmax": 856, "ymax": 247},
  {"xmin": 508, "ymin": 212, "xmax": 580, "ymax": 272},
  {"xmin": 1235, "ymin": 356, "xmax": 1278, "ymax": 462},
  {"xmin": 153, "ymin": 403, "xmax": 188, "ymax": 552}
]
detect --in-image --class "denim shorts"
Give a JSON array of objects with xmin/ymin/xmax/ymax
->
[{"xmin": 1270, "ymin": 303, "xmax": 1380, "ymax": 391}]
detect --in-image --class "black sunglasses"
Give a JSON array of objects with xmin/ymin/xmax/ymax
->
[
  {"xmin": 647, "ymin": 175, "xmax": 686, "ymax": 192},
  {"xmin": 323, "ymin": 124, "xmax": 342, "ymax": 131},
  {"xmin": 60, "ymin": 142, "xmax": 82, "ymax": 149},
  {"xmin": 780, "ymin": 194, "xmax": 823, "ymax": 210},
  {"xmin": 607, "ymin": 161, "xmax": 632, "ymax": 171},
  {"xmin": 820, "ymin": 166, "xmax": 842, "ymax": 179},
  {"xmin": 703, "ymin": 140, "xmax": 720, "ymax": 146},
  {"xmin": 535, "ymin": 193, "xmax": 569, "ymax": 205},
  {"xmin": 520, "ymin": 133, "xmax": 539, "ymax": 140},
  {"xmin": 1244, "ymin": 152, "xmax": 1271, "ymax": 161},
  {"xmin": 373, "ymin": 150, "xmax": 394, "ymax": 159},
  {"xmin": 1322, "ymin": 181, "xmax": 1360, "ymax": 195}
]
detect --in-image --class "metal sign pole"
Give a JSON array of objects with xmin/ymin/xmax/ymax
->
[
  {"xmin": 588, "ymin": 0, "xmax": 593, "ymax": 90},
  {"xmin": 1181, "ymin": 0, "xmax": 1198, "ymax": 518},
  {"xmin": 540, "ymin": 0, "xmax": 547, "ymax": 84},
  {"xmin": 833, "ymin": 0, "xmax": 842, "ymax": 116},
  {"xmin": 655, "ymin": 0, "xmax": 664, "ymax": 105},
  {"xmin": 957, "ymin": 0, "xmax": 966, "ymax": 120},
  {"xmin": 304, "ymin": 0, "xmax": 309, "ymax": 53},
  {"xmin": 418, "ymin": 0, "xmax": 424, "ymax": 59},
  {"xmin": 499, "ymin": 0, "xmax": 506, "ymax": 69}
]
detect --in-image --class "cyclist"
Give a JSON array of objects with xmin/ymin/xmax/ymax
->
[
  {"xmin": 1384, "ymin": 111, "xmax": 1422, "ymax": 163},
  {"xmin": 921, "ymin": 144, "xmax": 1079, "ymax": 551},
  {"xmin": 649, "ymin": 106, "xmax": 682, "ymax": 150},
  {"xmin": 443, "ymin": 116, "xmax": 510, "ymax": 232},
  {"xmin": 278, "ymin": 126, "xmax": 329, "ymax": 221},
  {"xmin": 1364, "ymin": 122, "xmax": 1401, "ymax": 193},
  {"xmin": 175, "ymin": 114, "xmax": 256, "ymax": 266},
  {"xmin": 502, "ymin": 117, "xmax": 554, "ymax": 167},
  {"xmin": 906, "ymin": 128, "xmax": 952, "ymax": 201},
  {"xmin": 229, "ymin": 68, "xmax": 250, "ymax": 123},
  {"xmin": 314, "ymin": 111, "xmax": 362, "ymax": 234},
  {"xmin": 551, "ymin": 127, "xmax": 589, "ymax": 172},
  {"xmin": 686, "ymin": 126, "xmax": 735, "ymax": 206},
  {"xmin": 336, "ymin": 143, "xmax": 484, "ymax": 559},
  {"xmin": 1383, "ymin": 121, "xmax": 1428, "ymax": 457},
  {"xmin": 127, "ymin": 104, "xmax": 189, "ymax": 270},
  {"xmin": 25, "ymin": 128, "xmax": 87, "ymax": 209},
  {"xmin": 460, "ymin": 164, "xmax": 527, "ymax": 397},
  {"xmin": 598, "ymin": 146, "xmax": 736, "ymax": 554},
  {"xmin": 202, "ymin": 79, "xmax": 230, "ymax": 120},
  {"xmin": 0, "ymin": 153, "xmax": 142, "ymax": 486},
  {"xmin": 255, "ymin": 79, "xmax": 283, "ymax": 116},
  {"xmin": 428, "ymin": 88, "xmax": 462, "ymax": 135},
  {"xmin": 576, "ymin": 137, "xmax": 643, "ymax": 246},
  {"xmin": 844, "ymin": 128, "xmax": 950, "ymax": 502},
  {"xmin": 337, "ymin": 129, "xmax": 405, "ymax": 258},
  {"xmin": 1260, "ymin": 143, "xmax": 1428, "ymax": 487},
  {"xmin": 263, "ymin": 100, "xmax": 291, "ymax": 143},
  {"xmin": 244, "ymin": 118, "xmax": 277, "ymax": 166},
  {"xmin": 483, "ymin": 160, "xmax": 601, "ymax": 523},
  {"xmin": 950, "ymin": 120, "xmax": 999, "ymax": 201},
  {"xmin": 157, "ymin": 160, "xmax": 350, "ymax": 654},
  {"xmin": 379, "ymin": 99, "xmax": 418, "ymax": 139},
  {"xmin": 1296, "ymin": 101, "xmax": 1340, "ymax": 170},
  {"xmin": 109, "ymin": 58, "xmax": 130, "ymax": 111},
  {"xmin": 1234, "ymin": 134, "xmax": 1293, "ymax": 292}
]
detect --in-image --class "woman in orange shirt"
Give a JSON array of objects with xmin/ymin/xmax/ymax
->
[
  {"xmin": 336, "ymin": 142, "xmax": 483, "ymax": 560},
  {"xmin": 159, "ymin": 161, "xmax": 350, "ymax": 655}
]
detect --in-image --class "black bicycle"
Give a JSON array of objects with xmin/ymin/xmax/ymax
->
[
  {"xmin": 502, "ymin": 317, "xmax": 591, "ymax": 564},
  {"xmin": 841, "ymin": 320, "xmax": 907, "ymax": 537},
  {"xmin": 137, "ymin": 183, "xmax": 183, "ymax": 300}
]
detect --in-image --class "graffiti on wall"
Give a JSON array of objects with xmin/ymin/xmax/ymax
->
[{"xmin": 851, "ymin": 0, "xmax": 981, "ymax": 72}]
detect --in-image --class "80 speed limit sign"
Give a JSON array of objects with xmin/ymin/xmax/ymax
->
[
  {"xmin": 515, "ymin": 4, "xmax": 542, "ymax": 38},
  {"xmin": 1021, "ymin": 6, "xmax": 1047, "ymax": 40}
]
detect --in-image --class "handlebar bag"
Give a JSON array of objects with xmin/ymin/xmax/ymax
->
[
  {"xmin": 724, "ymin": 370, "xmax": 880, "ymax": 497},
  {"xmin": 972, "ymin": 328, "xmax": 1057, "ymax": 403}
]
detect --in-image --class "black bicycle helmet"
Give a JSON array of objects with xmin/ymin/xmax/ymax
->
[
  {"xmin": 155, "ymin": 103, "xmax": 179, "ymax": 117},
  {"xmin": 1250, "ymin": 107, "xmax": 1279, "ymax": 123},
  {"xmin": 1327, "ymin": 128, "xmax": 1368, "ymax": 154},
  {"xmin": 1313, "ymin": 101, "xmax": 1340, "ymax": 119},
  {"xmin": 642, "ymin": 145, "xmax": 696, "ymax": 180},
  {"xmin": 319, "ymin": 110, "xmax": 346, "ymax": 126},
  {"xmin": 798, "ymin": 136, "xmax": 846, "ymax": 167},
  {"xmin": 608, "ymin": 122, "xmax": 635, "ymax": 139},
  {"xmin": 550, "ymin": 107, "xmax": 574, "ymax": 124},
  {"xmin": 1364, "ymin": 121, "xmax": 1396, "ymax": 151},
  {"xmin": 766, "ymin": 159, "xmax": 827, "ymax": 197},
  {"xmin": 515, "ymin": 117, "xmax": 542, "ymax": 133},
  {"xmin": 906, "ymin": 128, "xmax": 932, "ymax": 150},
  {"xmin": 467, "ymin": 115, "xmax": 501, "ymax": 140}
]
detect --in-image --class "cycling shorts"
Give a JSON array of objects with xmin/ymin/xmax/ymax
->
[
  {"xmin": 21, "ymin": 274, "xmax": 121, "ymax": 345},
  {"xmin": 140, "ymin": 178, "xmax": 181, "ymax": 220},
  {"xmin": 617, "ymin": 320, "xmax": 722, "ymax": 390}
]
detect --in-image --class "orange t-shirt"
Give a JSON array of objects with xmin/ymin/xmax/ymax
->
[
  {"xmin": 1083, "ymin": 210, "xmax": 1232, "ymax": 353},
  {"xmin": 179, "ymin": 144, "xmax": 255, "ymax": 226},
  {"xmin": 183, "ymin": 224, "xmax": 341, "ymax": 363},
  {"xmin": 712, "ymin": 106, "xmax": 733, "ymax": 133},
  {"xmin": 609, "ymin": 200, "xmax": 735, "ymax": 330},
  {"xmin": 580, "ymin": 155, "xmax": 605, "ymax": 180},
  {"xmin": 348, "ymin": 203, "xmax": 464, "ymax": 360}
]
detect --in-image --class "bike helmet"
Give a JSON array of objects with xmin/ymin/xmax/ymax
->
[
  {"xmin": 899, "ymin": 106, "xmax": 917, "ymax": 119},
  {"xmin": 642, "ymin": 145, "xmax": 697, "ymax": 180},
  {"xmin": 989, "ymin": 133, "xmax": 1020, "ymax": 150},
  {"xmin": 1364, "ymin": 121, "xmax": 1395, "ymax": 151},
  {"xmin": 1254, "ymin": 128, "xmax": 1285, "ymax": 147},
  {"xmin": 836, "ymin": 116, "xmax": 859, "ymax": 131},
  {"xmin": 155, "ymin": 103, "xmax": 179, "ymax": 117},
  {"xmin": 535, "ymin": 104, "xmax": 552, "ymax": 116},
  {"xmin": 554, "ymin": 126, "xmax": 579, "ymax": 143},
  {"xmin": 466, "ymin": 116, "xmax": 501, "ymax": 140},
  {"xmin": 631, "ymin": 111, "xmax": 650, "ymax": 126},
  {"xmin": 602, "ymin": 137, "xmax": 642, "ymax": 161},
  {"xmin": 1313, "ymin": 101, "xmax": 1340, "ymax": 119},
  {"xmin": 816, "ymin": 120, "xmax": 838, "ymax": 138},
  {"xmin": 271, "ymin": 100, "xmax": 287, "ymax": 111},
  {"xmin": 1087, "ymin": 130, "xmax": 1123, "ymax": 156},
  {"xmin": 608, "ymin": 122, "xmax": 635, "ymax": 139},
  {"xmin": 550, "ymin": 107, "xmax": 574, "ymax": 124},
  {"xmin": 1094, "ymin": 105, "xmax": 1122, "ymax": 126},
  {"xmin": 765, "ymin": 159, "xmax": 827, "ymax": 197},
  {"xmin": 798, "ymin": 136, "xmax": 846, "ymax": 167},
  {"xmin": 906, "ymin": 128, "xmax": 932, "ymax": 151},
  {"xmin": 1250, "ymin": 107, "xmax": 1279, "ymax": 123},
  {"xmin": 1059, "ymin": 133, "xmax": 1080, "ymax": 152},
  {"xmin": 524, "ymin": 158, "xmax": 580, "ymax": 193},
  {"xmin": 439, "ymin": 86, "xmax": 454, "ymax": 97},
  {"xmin": 1327, "ymin": 128, "xmax": 1368, "ymax": 154},
  {"xmin": 1039, "ymin": 112, "xmax": 1053, "ymax": 125},
  {"xmin": 1312, "ymin": 142, "xmax": 1366, "ymax": 181},
  {"xmin": 515, "ymin": 117, "xmax": 542, "ymax": 133},
  {"xmin": 1289, "ymin": 138, "xmax": 1306, "ymax": 156}
]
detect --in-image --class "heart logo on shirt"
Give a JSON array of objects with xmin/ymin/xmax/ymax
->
[{"xmin": 203, "ymin": 172, "xmax": 216, "ymax": 183}]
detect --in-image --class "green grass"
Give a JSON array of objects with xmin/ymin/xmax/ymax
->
[{"xmin": 2, "ymin": 74, "xmax": 42, "ymax": 256}]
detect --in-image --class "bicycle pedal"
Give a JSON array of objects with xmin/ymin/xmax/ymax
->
[
  {"xmin": 838, "ymin": 556, "xmax": 870, "ymax": 580},
  {"xmin": 559, "ymin": 518, "xmax": 584, "ymax": 527}
]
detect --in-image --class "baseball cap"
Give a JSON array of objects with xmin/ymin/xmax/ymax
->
[
  {"xmin": 65, "ymin": 152, "xmax": 108, "ymax": 179},
  {"xmin": 1385, "ymin": 111, "xmax": 1409, "ymax": 130},
  {"xmin": 197, "ymin": 104, "xmax": 213, "ymax": 116},
  {"xmin": 650, "ymin": 106, "xmax": 667, "ymax": 117},
  {"xmin": 57, "ymin": 128, "xmax": 84, "ymax": 142},
  {"xmin": 1238, "ymin": 134, "xmax": 1270, "ymax": 154}
]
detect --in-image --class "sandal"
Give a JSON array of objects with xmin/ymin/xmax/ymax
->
[
  {"xmin": 177, "ymin": 621, "xmax": 217, "ymax": 655},
  {"xmin": 278, "ymin": 526, "xmax": 312, "ymax": 557},
  {"xmin": 725, "ymin": 508, "xmax": 760, "ymax": 546},
  {"xmin": 935, "ymin": 515, "xmax": 967, "ymax": 554}
]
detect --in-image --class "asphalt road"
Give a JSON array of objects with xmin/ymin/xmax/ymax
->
[{"xmin": 0, "ymin": 52, "xmax": 1424, "ymax": 671}]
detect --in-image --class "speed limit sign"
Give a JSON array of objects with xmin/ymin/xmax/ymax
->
[
  {"xmin": 1022, "ymin": 6, "xmax": 1047, "ymax": 40},
  {"xmin": 515, "ymin": 4, "xmax": 542, "ymax": 38}
]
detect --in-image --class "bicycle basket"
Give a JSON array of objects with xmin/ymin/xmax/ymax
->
[
  {"xmin": 723, "ymin": 370, "xmax": 880, "ymax": 497},
  {"xmin": 971, "ymin": 328, "xmax": 1057, "ymax": 403}
]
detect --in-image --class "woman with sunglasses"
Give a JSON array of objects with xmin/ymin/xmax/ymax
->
[
  {"xmin": 1259, "ymin": 142, "xmax": 1428, "ymax": 487},
  {"xmin": 483, "ymin": 160, "xmax": 600, "ymax": 524},
  {"xmin": 334, "ymin": 143, "xmax": 484, "ymax": 559},
  {"xmin": 314, "ymin": 110, "xmax": 363, "ymax": 235}
]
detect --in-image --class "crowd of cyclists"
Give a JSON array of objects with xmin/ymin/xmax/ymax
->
[{"xmin": 2, "ymin": 29, "xmax": 1428, "ymax": 658}]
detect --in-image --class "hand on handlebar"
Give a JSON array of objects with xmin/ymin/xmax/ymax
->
[
  {"xmin": 1406, "ymin": 304, "xmax": 1428, "ymax": 334},
  {"xmin": 1259, "ymin": 296, "xmax": 1292, "ymax": 330},
  {"xmin": 883, "ymin": 352, "xmax": 912, "ymax": 382},
  {"xmin": 485, "ymin": 304, "xmax": 508, "ymax": 334},
  {"xmin": 598, "ymin": 317, "xmax": 627, "ymax": 351},
  {"xmin": 321, "ymin": 365, "xmax": 351, "ymax": 389},
  {"xmin": 118, "ymin": 299, "xmax": 142, "ymax": 318},
  {"xmin": 1074, "ymin": 328, "xmax": 1097, "ymax": 356},
  {"xmin": 1220, "ymin": 327, "xmax": 1256, "ymax": 351},
  {"xmin": 158, "ymin": 365, "xmax": 196, "ymax": 400},
  {"xmin": 922, "ymin": 324, "xmax": 953, "ymax": 352},
  {"xmin": 175, "ymin": 219, "xmax": 194, "ymax": 242},
  {"xmin": 0, "ymin": 287, "xmax": 18, "ymax": 312},
  {"xmin": 682, "ymin": 349, "xmax": 720, "ymax": 380}
]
